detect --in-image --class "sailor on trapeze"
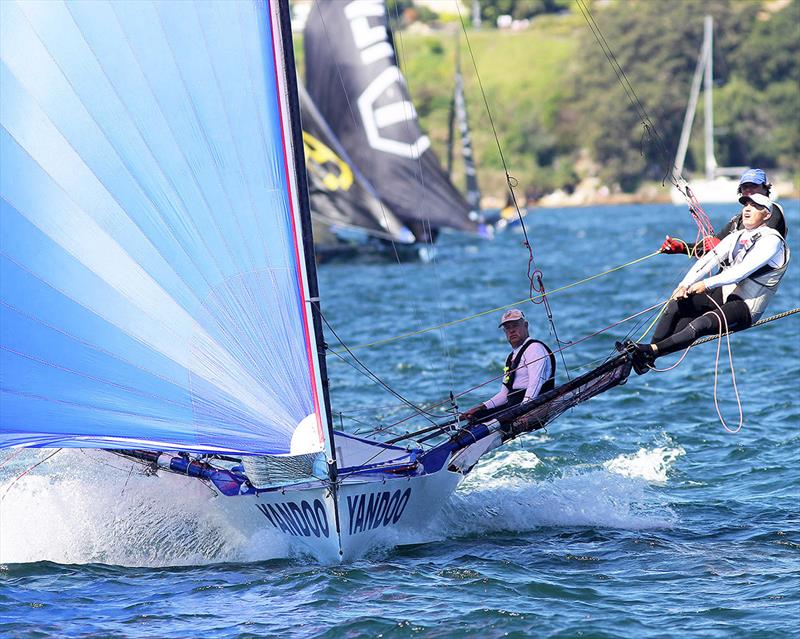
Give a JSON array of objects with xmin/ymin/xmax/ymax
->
[
  {"xmin": 623, "ymin": 192, "xmax": 791, "ymax": 374},
  {"xmin": 461, "ymin": 309, "xmax": 556, "ymax": 422}
]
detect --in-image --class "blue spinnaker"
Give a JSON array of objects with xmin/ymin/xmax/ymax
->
[{"xmin": 1, "ymin": 0, "xmax": 319, "ymax": 454}]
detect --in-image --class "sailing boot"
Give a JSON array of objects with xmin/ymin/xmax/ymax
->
[{"xmin": 616, "ymin": 339, "xmax": 655, "ymax": 375}]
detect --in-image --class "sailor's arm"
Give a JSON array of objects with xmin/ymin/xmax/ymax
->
[
  {"xmin": 703, "ymin": 235, "xmax": 783, "ymax": 289},
  {"xmin": 678, "ymin": 234, "xmax": 735, "ymax": 288},
  {"xmin": 483, "ymin": 385, "xmax": 509, "ymax": 410},
  {"xmin": 462, "ymin": 383, "xmax": 509, "ymax": 421}
]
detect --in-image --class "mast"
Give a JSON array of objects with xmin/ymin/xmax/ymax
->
[
  {"xmin": 703, "ymin": 15, "xmax": 717, "ymax": 182},
  {"xmin": 271, "ymin": 0, "xmax": 337, "ymax": 475},
  {"xmin": 446, "ymin": 35, "xmax": 458, "ymax": 178},
  {"xmin": 673, "ymin": 15, "xmax": 711, "ymax": 180}
]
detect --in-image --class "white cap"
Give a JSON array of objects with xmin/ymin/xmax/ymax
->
[{"xmin": 739, "ymin": 193, "xmax": 773, "ymax": 209}]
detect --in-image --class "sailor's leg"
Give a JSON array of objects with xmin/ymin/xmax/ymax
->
[
  {"xmin": 653, "ymin": 294, "xmax": 751, "ymax": 356},
  {"xmin": 651, "ymin": 294, "xmax": 712, "ymax": 344}
]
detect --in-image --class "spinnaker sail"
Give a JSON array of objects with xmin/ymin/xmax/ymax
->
[
  {"xmin": 304, "ymin": 0, "xmax": 479, "ymax": 242},
  {"xmin": 0, "ymin": 0, "xmax": 332, "ymax": 458}
]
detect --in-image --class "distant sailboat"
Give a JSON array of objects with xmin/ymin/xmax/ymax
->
[
  {"xmin": 303, "ymin": 0, "xmax": 485, "ymax": 244},
  {"xmin": 671, "ymin": 15, "xmax": 744, "ymax": 205},
  {"xmin": 299, "ymin": 83, "xmax": 416, "ymax": 259},
  {"xmin": 1, "ymin": 0, "xmax": 639, "ymax": 562},
  {"xmin": 446, "ymin": 36, "xmax": 481, "ymax": 214}
]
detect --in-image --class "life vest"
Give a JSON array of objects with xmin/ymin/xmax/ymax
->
[
  {"xmin": 502, "ymin": 338, "xmax": 556, "ymax": 395},
  {"xmin": 720, "ymin": 227, "xmax": 790, "ymax": 322}
]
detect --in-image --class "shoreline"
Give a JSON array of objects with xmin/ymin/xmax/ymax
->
[{"xmin": 482, "ymin": 179, "xmax": 800, "ymax": 209}]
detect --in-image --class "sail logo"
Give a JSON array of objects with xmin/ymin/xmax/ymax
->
[
  {"xmin": 346, "ymin": 487, "xmax": 412, "ymax": 535},
  {"xmin": 256, "ymin": 499, "xmax": 330, "ymax": 538},
  {"xmin": 303, "ymin": 132, "xmax": 354, "ymax": 192},
  {"xmin": 345, "ymin": 1, "xmax": 431, "ymax": 159}
]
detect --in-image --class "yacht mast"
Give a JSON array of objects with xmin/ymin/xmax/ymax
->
[{"xmin": 703, "ymin": 16, "xmax": 717, "ymax": 181}]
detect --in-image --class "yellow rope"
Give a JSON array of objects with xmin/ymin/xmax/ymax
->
[
  {"xmin": 333, "ymin": 250, "xmax": 662, "ymax": 354},
  {"xmin": 637, "ymin": 301, "xmax": 669, "ymax": 342}
]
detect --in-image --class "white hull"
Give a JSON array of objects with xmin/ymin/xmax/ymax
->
[
  {"xmin": 210, "ymin": 427, "xmax": 504, "ymax": 562},
  {"xmin": 211, "ymin": 467, "xmax": 463, "ymax": 562},
  {"xmin": 671, "ymin": 177, "xmax": 740, "ymax": 205}
]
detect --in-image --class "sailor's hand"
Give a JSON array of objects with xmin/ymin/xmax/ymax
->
[
  {"xmin": 702, "ymin": 236, "xmax": 721, "ymax": 253},
  {"xmin": 670, "ymin": 285, "xmax": 689, "ymax": 300},
  {"xmin": 660, "ymin": 236, "xmax": 686, "ymax": 254},
  {"xmin": 687, "ymin": 281, "xmax": 707, "ymax": 296},
  {"xmin": 460, "ymin": 405, "xmax": 483, "ymax": 422}
]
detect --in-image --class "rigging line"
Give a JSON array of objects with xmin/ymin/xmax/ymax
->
[
  {"xmin": 691, "ymin": 307, "xmax": 800, "ymax": 345},
  {"xmin": 538, "ymin": 273, "xmax": 572, "ymax": 382},
  {"xmin": 648, "ymin": 295, "xmax": 744, "ymax": 433},
  {"xmin": 1, "ymin": 448, "xmax": 62, "ymax": 501},
  {"xmin": 454, "ymin": 2, "xmax": 549, "ymax": 331},
  {"xmin": 316, "ymin": 307, "xmax": 444, "ymax": 425},
  {"xmin": 574, "ymin": 0, "xmax": 673, "ymax": 171},
  {"xmin": 311, "ymin": 0, "xmax": 455, "ymax": 387},
  {"xmin": 706, "ymin": 294, "xmax": 743, "ymax": 434},
  {"xmin": 325, "ymin": 346, "xmax": 443, "ymax": 424},
  {"xmin": 332, "ymin": 250, "xmax": 661, "ymax": 353},
  {"xmin": 386, "ymin": 4, "xmax": 460, "ymax": 395},
  {"xmin": 573, "ymin": 0, "xmax": 715, "ymax": 237},
  {"xmin": 380, "ymin": 301, "xmax": 664, "ymax": 432}
]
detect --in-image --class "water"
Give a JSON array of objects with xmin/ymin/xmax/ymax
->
[{"xmin": 2, "ymin": 202, "xmax": 798, "ymax": 638}]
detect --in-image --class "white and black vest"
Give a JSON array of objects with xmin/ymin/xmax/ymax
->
[{"xmin": 720, "ymin": 227, "xmax": 790, "ymax": 322}]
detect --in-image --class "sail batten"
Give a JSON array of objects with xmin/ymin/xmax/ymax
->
[{"xmin": 1, "ymin": 0, "xmax": 330, "ymax": 456}]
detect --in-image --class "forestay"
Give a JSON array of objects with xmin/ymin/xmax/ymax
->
[{"xmin": 0, "ymin": 0, "xmax": 330, "ymax": 456}]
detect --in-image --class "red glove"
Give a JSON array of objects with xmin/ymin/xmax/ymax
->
[
  {"xmin": 660, "ymin": 236, "xmax": 686, "ymax": 254},
  {"xmin": 702, "ymin": 236, "xmax": 721, "ymax": 252}
]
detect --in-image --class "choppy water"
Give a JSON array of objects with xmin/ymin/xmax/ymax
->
[{"xmin": 2, "ymin": 202, "xmax": 798, "ymax": 638}]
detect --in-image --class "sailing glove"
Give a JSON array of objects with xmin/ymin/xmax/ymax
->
[
  {"xmin": 659, "ymin": 236, "xmax": 687, "ymax": 254},
  {"xmin": 702, "ymin": 236, "xmax": 721, "ymax": 252}
]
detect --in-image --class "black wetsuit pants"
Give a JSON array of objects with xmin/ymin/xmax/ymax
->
[{"xmin": 651, "ymin": 288, "xmax": 752, "ymax": 356}]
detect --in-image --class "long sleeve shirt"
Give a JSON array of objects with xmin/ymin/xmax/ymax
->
[
  {"xmin": 484, "ymin": 340, "xmax": 551, "ymax": 409},
  {"xmin": 679, "ymin": 227, "xmax": 784, "ymax": 291}
]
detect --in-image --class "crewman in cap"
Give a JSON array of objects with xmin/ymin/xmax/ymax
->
[
  {"xmin": 660, "ymin": 168, "xmax": 787, "ymax": 257},
  {"xmin": 461, "ymin": 309, "xmax": 556, "ymax": 423},
  {"xmin": 625, "ymin": 192, "xmax": 790, "ymax": 374}
]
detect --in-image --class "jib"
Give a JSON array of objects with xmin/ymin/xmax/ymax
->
[
  {"xmin": 347, "ymin": 487, "xmax": 411, "ymax": 535},
  {"xmin": 256, "ymin": 498, "xmax": 329, "ymax": 538}
]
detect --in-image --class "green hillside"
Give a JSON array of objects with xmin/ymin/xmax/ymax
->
[{"xmin": 397, "ymin": 15, "xmax": 581, "ymax": 198}]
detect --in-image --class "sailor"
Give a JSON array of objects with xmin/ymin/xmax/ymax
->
[
  {"xmin": 660, "ymin": 168, "xmax": 787, "ymax": 256},
  {"xmin": 627, "ymin": 192, "xmax": 790, "ymax": 374},
  {"xmin": 461, "ymin": 309, "xmax": 556, "ymax": 422}
]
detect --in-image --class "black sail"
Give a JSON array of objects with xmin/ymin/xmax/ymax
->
[
  {"xmin": 304, "ymin": 0, "xmax": 479, "ymax": 242},
  {"xmin": 299, "ymin": 84, "xmax": 413, "ymax": 245}
]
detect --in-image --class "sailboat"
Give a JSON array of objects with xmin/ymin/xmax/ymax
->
[
  {"xmin": 446, "ymin": 36, "xmax": 481, "ymax": 215},
  {"xmin": 303, "ymin": 0, "xmax": 486, "ymax": 245},
  {"xmin": 299, "ymin": 83, "xmax": 416, "ymax": 260},
  {"xmin": 1, "ymin": 0, "xmax": 636, "ymax": 562},
  {"xmin": 671, "ymin": 15, "xmax": 744, "ymax": 205}
]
